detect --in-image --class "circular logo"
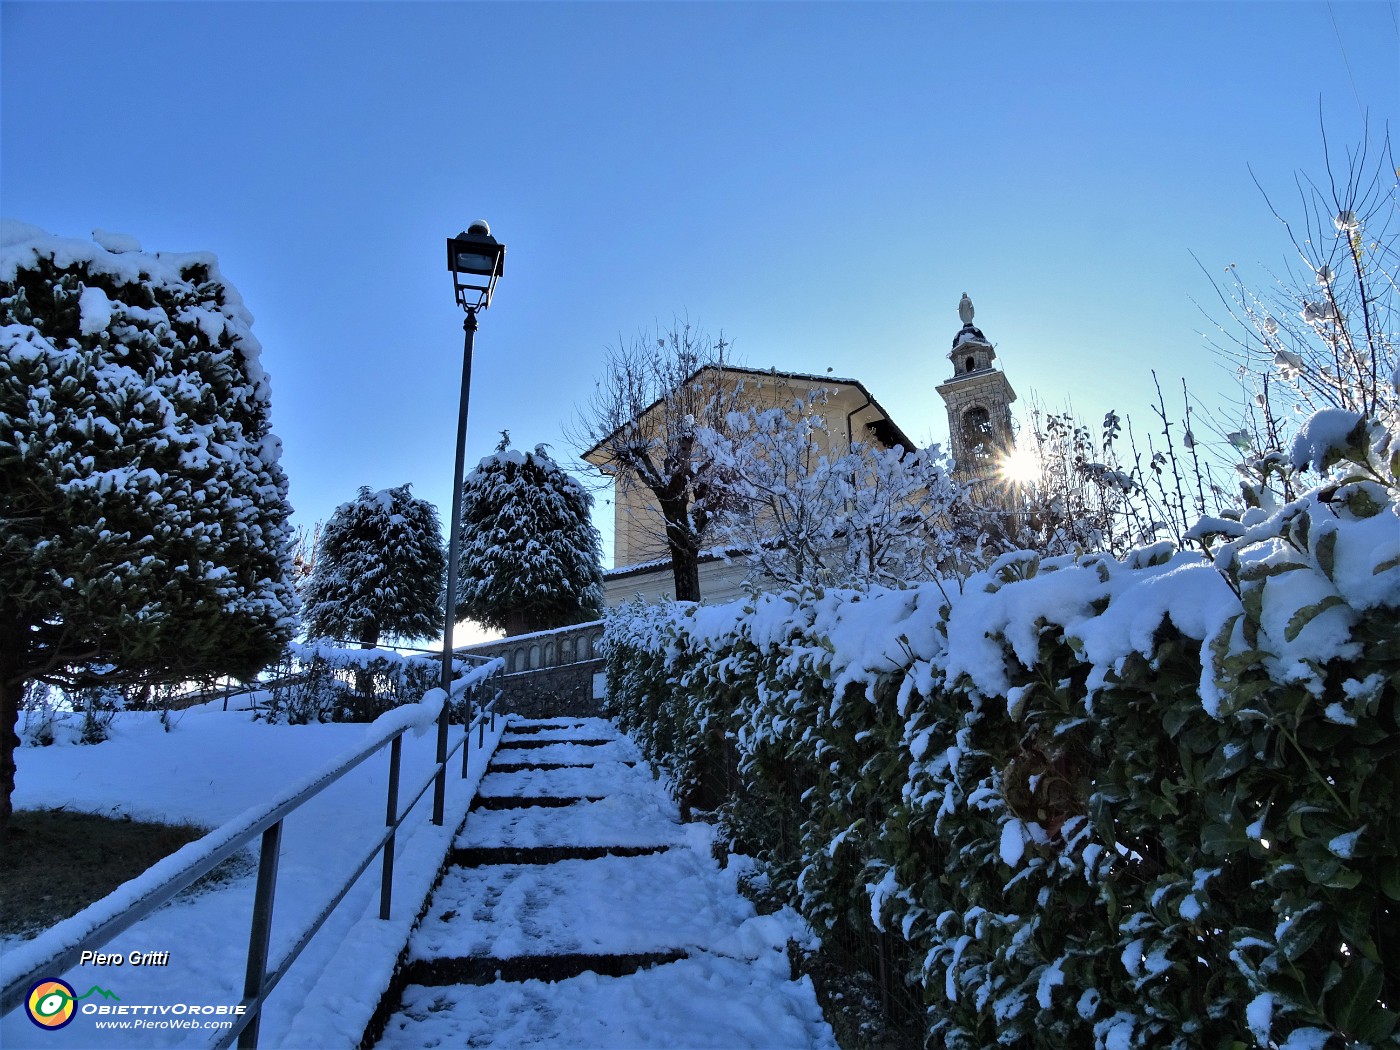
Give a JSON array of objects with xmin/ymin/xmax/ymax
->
[{"xmin": 26, "ymin": 979, "xmax": 77, "ymax": 1030}]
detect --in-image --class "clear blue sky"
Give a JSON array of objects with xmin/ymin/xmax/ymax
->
[{"xmin": 3, "ymin": 2, "xmax": 1396, "ymax": 566}]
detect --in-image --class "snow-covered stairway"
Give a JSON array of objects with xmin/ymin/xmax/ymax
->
[{"xmin": 372, "ymin": 716, "xmax": 837, "ymax": 1049}]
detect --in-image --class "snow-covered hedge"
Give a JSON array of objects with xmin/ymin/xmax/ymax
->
[
  {"xmin": 604, "ymin": 439, "xmax": 1399, "ymax": 1048},
  {"xmin": 263, "ymin": 643, "xmax": 448, "ymax": 724}
]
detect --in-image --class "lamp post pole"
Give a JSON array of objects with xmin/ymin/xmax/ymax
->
[
  {"xmin": 434, "ymin": 307, "xmax": 478, "ymax": 825},
  {"xmin": 434, "ymin": 220, "xmax": 503, "ymax": 827}
]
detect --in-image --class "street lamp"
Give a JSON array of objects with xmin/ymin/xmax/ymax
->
[{"xmin": 435, "ymin": 220, "xmax": 505, "ymax": 825}]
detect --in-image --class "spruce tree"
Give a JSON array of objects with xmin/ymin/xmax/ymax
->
[
  {"xmin": 0, "ymin": 222, "xmax": 297, "ymax": 839},
  {"xmin": 457, "ymin": 437, "xmax": 604, "ymax": 635},
  {"xmin": 301, "ymin": 483, "xmax": 445, "ymax": 647}
]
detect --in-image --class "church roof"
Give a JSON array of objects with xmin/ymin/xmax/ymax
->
[{"xmin": 580, "ymin": 363, "xmax": 916, "ymax": 464}]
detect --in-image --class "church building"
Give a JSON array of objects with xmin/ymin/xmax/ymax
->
[{"xmin": 588, "ymin": 294, "xmax": 1018, "ymax": 606}]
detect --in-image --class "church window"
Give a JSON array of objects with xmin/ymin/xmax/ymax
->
[{"xmin": 965, "ymin": 355, "xmax": 976, "ymax": 374}]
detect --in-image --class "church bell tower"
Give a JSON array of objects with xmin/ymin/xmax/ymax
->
[{"xmin": 935, "ymin": 293, "xmax": 1017, "ymax": 477}]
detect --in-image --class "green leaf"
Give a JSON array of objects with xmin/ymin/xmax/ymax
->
[
  {"xmin": 1336, "ymin": 895, "xmax": 1380, "ymax": 962},
  {"xmin": 1284, "ymin": 595, "xmax": 1349, "ymax": 643},
  {"xmin": 1313, "ymin": 529, "xmax": 1337, "ymax": 581},
  {"xmin": 1350, "ymin": 1006, "xmax": 1399, "ymax": 1043},
  {"xmin": 1378, "ymin": 856, "xmax": 1400, "ymax": 902},
  {"xmin": 1278, "ymin": 905, "xmax": 1327, "ymax": 961},
  {"xmin": 1290, "ymin": 510, "xmax": 1312, "ymax": 552},
  {"xmin": 1298, "ymin": 842, "xmax": 1345, "ymax": 886},
  {"xmin": 1161, "ymin": 701, "xmax": 1193, "ymax": 739},
  {"xmin": 1329, "ymin": 961, "xmax": 1383, "ymax": 1038},
  {"xmin": 1204, "ymin": 743, "xmax": 1252, "ymax": 782},
  {"xmin": 1201, "ymin": 820, "xmax": 1250, "ymax": 857},
  {"xmin": 1239, "ymin": 560, "xmax": 1308, "ymax": 582}
]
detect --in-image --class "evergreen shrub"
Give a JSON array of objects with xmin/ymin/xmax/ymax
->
[
  {"xmin": 264, "ymin": 643, "xmax": 443, "ymax": 724},
  {"xmin": 603, "ymin": 429, "xmax": 1399, "ymax": 1048}
]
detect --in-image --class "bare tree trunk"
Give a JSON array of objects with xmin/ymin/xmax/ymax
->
[
  {"xmin": 0, "ymin": 637, "xmax": 24, "ymax": 845},
  {"xmin": 659, "ymin": 495, "xmax": 702, "ymax": 602},
  {"xmin": 356, "ymin": 625, "xmax": 378, "ymax": 699},
  {"xmin": 669, "ymin": 541, "xmax": 702, "ymax": 603}
]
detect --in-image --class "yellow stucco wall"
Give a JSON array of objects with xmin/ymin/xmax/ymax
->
[{"xmin": 591, "ymin": 369, "xmax": 906, "ymax": 569}]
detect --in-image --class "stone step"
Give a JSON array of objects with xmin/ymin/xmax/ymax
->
[
  {"xmin": 495, "ymin": 737, "xmax": 613, "ymax": 749},
  {"xmin": 486, "ymin": 760, "xmax": 638, "ymax": 773},
  {"xmin": 469, "ymin": 794, "xmax": 604, "ymax": 811},
  {"xmin": 403, "ymin": 950, "xmax": 688, "ymax": 987},
  {"xmin": 499, "ymin": 722, "xmax": 589, "ymax": 735},
  {"xmin": 450, "ymin": 844, "xmax": 674, "ymax": 867},
  {"xmin": 456, "ymin": 796, "xmax": 687, "ymax": 851},
  {"xmin": 479, "ymin": 764, "xmax": 652, "ymax": 800}
]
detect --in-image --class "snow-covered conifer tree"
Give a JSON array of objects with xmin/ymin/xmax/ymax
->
[
  {"xmin": 456, "ymin": 437, "xmax": 604, "ymax": 635},
  {"xmin": 301, "ymin": 484, "xmax": 445, "ymax": 648},
  {"xmin": 0, "ymin": 222, "xmax": 297, "ymax": 839}
]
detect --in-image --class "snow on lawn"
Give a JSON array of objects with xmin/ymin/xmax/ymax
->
[{"xmin": 1, "ymin": 699, "xmax": 504, "ymax": 1049}]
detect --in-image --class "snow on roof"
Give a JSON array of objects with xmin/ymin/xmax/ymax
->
[
  {"xmin": 460, "ymin": 618, "xmax": 605, "ymax": 649},
  {"xmin": 581, "ymin": 363, "xmax": 915, "ymax": 463}
]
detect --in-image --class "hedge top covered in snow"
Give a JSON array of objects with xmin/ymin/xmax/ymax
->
[
  {"xmin": 603, "ymin": 433, "xmax": 1400, "ymax": 1048},
  {"xmin": 617, "ymin": 474, "xmax": 1400, "ymax": 723}
]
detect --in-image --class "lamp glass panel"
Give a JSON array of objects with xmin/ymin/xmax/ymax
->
[{"xmin": 454, "ymin": 251, "xmax": 498, "ymax": 275}]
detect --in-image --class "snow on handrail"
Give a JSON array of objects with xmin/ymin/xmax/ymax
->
[{"xmin": 0, "ymin": 665, "xmax": 502, "ymax": 1033}]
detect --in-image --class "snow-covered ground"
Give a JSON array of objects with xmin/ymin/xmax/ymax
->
[
  {"xmin": 1, "ymin": 707, "xmax": 836, "ymax": 1050},
  {"xmin": 1, "ymin": 699, "xmax": 504, "ymax": 1049}
]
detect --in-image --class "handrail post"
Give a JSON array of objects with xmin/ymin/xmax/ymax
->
[
  {"xmin": 381, "ymin": 736, "xmax": 402, "ymax": 920},
  {"xmin": 239, "ymin": 820, "xmax": 283, "ymax": 1050},
  {"xmin": 462, "ymin": 689, "xmax": 472, "ymax": 778}
]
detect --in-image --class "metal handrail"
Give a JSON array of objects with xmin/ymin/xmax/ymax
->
[
  {"xmin": 322, "ymin": 639, "xmax": 502, "ymax": 664},
  {"xmin": 0, "ymin": 659, "xmax": 504, "ymax": 1049}
]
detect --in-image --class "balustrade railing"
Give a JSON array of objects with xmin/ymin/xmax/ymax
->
[{"xmin": 0, "ymin": 657, "xmax": 504, "ymax": 1049}]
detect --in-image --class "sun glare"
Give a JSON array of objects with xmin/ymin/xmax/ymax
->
[{"xmin": 1000, "ymin": 445, "xmax": 1041, "ymax": 485}]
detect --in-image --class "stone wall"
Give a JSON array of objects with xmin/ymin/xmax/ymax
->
[
  {"xmin": 491, "ymin": 659, "xmax": 606, "ymax": 719},
  {"xmin": 460, "ymin": 620, "xmax": 607, "ymax": 720}
]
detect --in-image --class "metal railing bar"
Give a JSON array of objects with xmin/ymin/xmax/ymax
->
[
  {"xmin": 0, "ymin": 711, "xmax": 429, "ymax": 1016},
  {"xmin": 322, "ymin": 639, "xmax": 499, "ymax": 662},
  {"xmin": 237, "ymin": 821, "xmax": 282, "ymax": 1049},
  {"xmin": 381, "ymin": 737, "xmax": 402, "ymax": 921},
  {"xmin": 215, "ymin": 722, "xmax": 486, "ymax": 1050},
  {"xmin": 214, "ymin": 814, "xmax": 397, "ymax": 1050},
  {"xmin": 2, "ymin": 667, "xmax": 506, "ymax": 1048}
]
